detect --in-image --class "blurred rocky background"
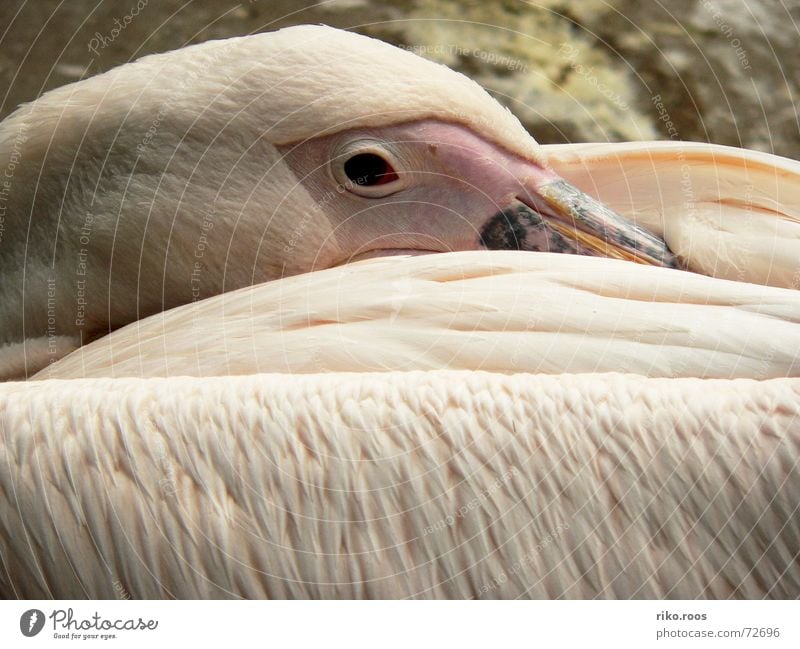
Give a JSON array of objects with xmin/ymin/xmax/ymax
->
[{"xmin": 1, "ymin": 0, "xmax": 798, "ymax": 157}]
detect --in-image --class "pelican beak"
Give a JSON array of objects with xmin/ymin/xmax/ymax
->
[{"xmin": 480, "ymin": 165, "xmax": 679, "ymax": 268}]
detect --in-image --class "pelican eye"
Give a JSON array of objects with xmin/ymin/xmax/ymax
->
[
  {"xmin": 344, "ymin": 152, "xmax": 399, "ymax": 186},
  {"xmin": 332, "ymin": 142, "xmax": 404, "ymax": 198}
]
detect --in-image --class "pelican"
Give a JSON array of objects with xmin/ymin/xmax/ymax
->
[
  {"xmin": 0, "ymin": 26, "xmax": 799, "ymax": 599},
  {"xmin": 0, "ymin": 22, "xmax": 731, "ymax": 380}
]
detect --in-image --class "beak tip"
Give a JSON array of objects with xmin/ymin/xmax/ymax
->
[{"xmin": 526, "ymin": 179, "xmax": 679, "ymax": 269}]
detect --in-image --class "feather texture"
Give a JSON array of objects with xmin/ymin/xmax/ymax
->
[{"xmin": 1, "ymin": 371, "xmax": 797, "ymax": 598}]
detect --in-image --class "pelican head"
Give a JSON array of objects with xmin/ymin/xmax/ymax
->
[{"xmin": 0, "ymin": 25, "xmax": 675, "ymax": 375}]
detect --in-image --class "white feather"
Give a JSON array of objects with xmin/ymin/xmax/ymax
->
[
  {"xmin": 2, "ymin": 371, "xmax": 797, "ymax": 598},
  {"xmin": 35, "ymin": 249, "xmax": 800, "ymax": 380}
]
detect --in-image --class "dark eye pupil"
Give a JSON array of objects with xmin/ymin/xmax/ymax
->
[{"xmin": 344, "ymin": 153, "xmax": 398, "ymax": 186}]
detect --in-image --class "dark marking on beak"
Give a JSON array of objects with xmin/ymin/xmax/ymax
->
[{"xmin": 479, "ymin": 203, "xmax": 599, "ymax": 256}]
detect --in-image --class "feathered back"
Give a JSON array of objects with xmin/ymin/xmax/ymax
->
[{"xmin": 35, "ymin": 250, "xmax": 800, "ymax": 380}]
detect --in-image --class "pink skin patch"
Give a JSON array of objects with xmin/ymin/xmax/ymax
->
[{"xmin": 278, "ymin": 120, "xmax": 677, "ymax": 269}]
